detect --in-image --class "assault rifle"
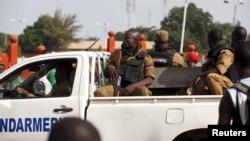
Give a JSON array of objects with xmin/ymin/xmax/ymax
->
[
  {"xmin": 84, "ymin": 38, "xmax": 100, "ymax": 51},
  {"xmin": 114, "ymin": 50, "xmax": 122, "ymax": 96},
  {"xmin": 114, "ymin": 74, "xmax": 121, "ymax": 96}
]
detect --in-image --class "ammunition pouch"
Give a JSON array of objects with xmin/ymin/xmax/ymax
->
[{"xmin": 116, "ymin": 56, "xmax": 144, "ymax": 88}]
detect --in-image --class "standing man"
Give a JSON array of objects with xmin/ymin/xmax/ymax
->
[
  {"xmin": 218, "ymin": 41, "xmax": 250, "ymax": 125},
  {"xmin": 192, "ymin": 28, "xmax": 236, "ymax": 95},
  {"xmin": 94, "ymin": 28, "xmax": 155, "ymax": 96},
  {"xmin": 147, "ymin": 30, "xmax": 187, "ymax": 67}
]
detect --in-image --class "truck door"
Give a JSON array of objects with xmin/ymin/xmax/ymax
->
[{"xmin": 0, "ymin": 56, "xmax": 86, "ymax": 141}]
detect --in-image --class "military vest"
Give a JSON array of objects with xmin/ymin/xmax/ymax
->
[
  {"xmin": 148, "ymin": 48, "xmax": 175, "ymax": 67},
  {"xmin": 204, "ymin": 42, "xmax": 238, "ymax": 82},
  {"xmin": 115, "ymin": 50, "xmax": 146, "ymax": 88}
]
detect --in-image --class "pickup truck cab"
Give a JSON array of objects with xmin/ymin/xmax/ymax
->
[{"xmin": 0, "ymin": 51, "xmax": 221, "ymax": 141}]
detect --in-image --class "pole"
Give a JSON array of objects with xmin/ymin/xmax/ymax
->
[
  {"xmin": 180, "ymin": 0, "xmax": 188, "ymax": 53},
  {"xmin": 223, "ymin": 0, "xmax": 244, "ymax": 30},
  {"xmin": 96, "ymin": 22, "xmax": 110, "ymax": 40},
  {"xmin": 232, "ymin": 4, "xmax": 237, "ymax": 28},
  {"xmin": 10, "ymin": 19, "xmax": 26, "ymax": 36}
]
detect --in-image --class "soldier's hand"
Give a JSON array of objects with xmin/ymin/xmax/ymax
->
[
  {"xmin": 119, "ymin": 85, "xmax": 136, "ymax": 96},
  {"xmin": 119, "ymin": 88, "xmax": 130, "ymax": 96},
  {"xmin": 105, "ymin": 65, "xmax": 118, "ymax": 81},
  {"xmin": 125, "ymin": 84, "xmax": 135, "ymax": 94},
  {"xmin": 193, "ymin": 76, "xmax": 201, "ymax": 88}
]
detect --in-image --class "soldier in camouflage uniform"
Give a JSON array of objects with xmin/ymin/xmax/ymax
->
[
  {"xmin": 148, "ymin": 30, "xmax": 187, "ymax": 67},
  {"xmin": 94, "ymin": 28, "xmax": 155, "ymax": 97},
  {"xmin": 192, "ymin": 28, "xmax": 235, "ymax": 95}
]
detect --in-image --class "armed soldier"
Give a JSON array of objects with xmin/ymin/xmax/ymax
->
[
  {"xmin": 147, "ymin": 30, "xmax": 187, "ymax": 67},
  {"xmin": 94, "ymin": 28, "xmax": 155, "ymax": 96}
]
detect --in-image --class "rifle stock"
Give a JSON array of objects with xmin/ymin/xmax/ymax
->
[
  {"xmin": 114, "ymin": 75, "xmax": 121, "ymax": 96},
  {"xmin": 113, "ymin": 50, "xmax": 122, "ymax": 96}
]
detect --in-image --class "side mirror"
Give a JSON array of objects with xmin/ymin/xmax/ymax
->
[{"xmin": 33, "ymin": 81, "xmax": 45, "ymax": 96}]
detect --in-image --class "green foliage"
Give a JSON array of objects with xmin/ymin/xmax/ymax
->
[
  {"xmin": 0, "ymin": 33, "xmax": 9, "ymax": 52},
  {"xmin": 85, "ymin": 37, "xmax": 99, "ymax": 41},
  {"xmin": 211, "ymin": 22, "xmax": 232, "ymax": 44},
  {"xmin": 136, "ymin": 26, "xmax": 157, "ymax": 41},
  {"xmin": 115, "ymin": 31, "xmax": 125, "ymax": 41},
  {"xmin": 19, "ymin": 9, "xmax": 83, "ymax": 53},
  {"xmin": 161, "ymin": 3, "xmax": 214, "ymax": 52},
  {"xmin": 114, "ymin": 26, "xmax": 157, "ymax": 41},
  {"xmin": 113, "ymin": 2, "xmax": 243, "ymax": 53}
]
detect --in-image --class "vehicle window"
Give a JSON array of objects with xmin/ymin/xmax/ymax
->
[
  {"xmin": 0, "ymin": 59, "xmax": 77, "ymax": 99},
  {"xmin": 0, "ymin": 68, "xmax": 33, "ymax": 90}
]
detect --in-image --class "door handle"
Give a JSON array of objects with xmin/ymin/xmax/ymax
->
[{"xmin": 53, "ymin": 108, "xmax": 73, "ymax": 112}]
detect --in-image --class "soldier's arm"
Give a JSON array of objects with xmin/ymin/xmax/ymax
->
[{"xmin": 216, "ymin": 50, "xmax": 234, "ymax": 75}]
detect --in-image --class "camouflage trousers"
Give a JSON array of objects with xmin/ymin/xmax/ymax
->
[
  {"xmin": 94, "ymin": 84, "xmax": 152, "ymax": 97},
  {"xmin": 192, "ymin": 73, "xmax": 233, "ymax": 95}
]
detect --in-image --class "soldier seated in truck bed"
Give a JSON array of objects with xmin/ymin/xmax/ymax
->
[
  {"xmin": 147, "ymin": 29, "xmax": 187, "ymax": 68},
  {"xmin": 192, "ymin": 28, "xmax": 236, "ymax": 95},
  {"xmin": 147, "ymin": 29, "xmax": 189, "ymax": 95},
  {"xmin": 94, "ymin": 28, "xmax": 155, "ymax": 97}
]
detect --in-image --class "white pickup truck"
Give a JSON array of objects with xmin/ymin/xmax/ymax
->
[{"xmin": 0, "ymin": 51, "xmax": 221, "ymax": 141}]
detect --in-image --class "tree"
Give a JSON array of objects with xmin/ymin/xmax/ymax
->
[
  {"xmin": 212, "ymin": 22, "xmax": 232, "ymax": 44},
  {"xmin": 160, "ymin": 3, "xmax": 213, "ymax": 52},
  {"xmin": 110, "ymin": 2, "xmax": 247, "ymax": 52},
  {"xmin": 136, "ymin": 26, "xmax": 157, "ymax": 41},
  {"xmin": 114, "ymin": 26, "xmax": 156, "ymax": 41},
  {"xmin": 19, "ymin": 9, "xmax": 83, "ymax": 53},
  {"xmin": 114, "ymin": 31, "xmax": 124, "ymax": 41},
  {"xmin": 0, "ymin": 33, "xmax": 9, "ymax": 52}
]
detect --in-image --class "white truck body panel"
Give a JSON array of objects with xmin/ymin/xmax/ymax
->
[
  {"xmin": 87, "ymin": 96, "xmax": 221, "ymax": 141},
  {"xmin": 0, "ymin": 51, "xmax": 222, "ymax": 141}
]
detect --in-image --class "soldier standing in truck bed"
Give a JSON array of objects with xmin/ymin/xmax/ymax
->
[
  {"xmin": 147, "ymin": 29, "xmax": 187, "ymax": 67},
  {"xmin": 94, "ymin": 28, "xmax": 155, "ymax": 97}
]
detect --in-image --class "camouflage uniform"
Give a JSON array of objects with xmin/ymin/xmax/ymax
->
[
  {"xmin": 94, "ymin": 48, "xmax": 155, "ymax": 97},
  {"xmin": 192, "ymin": 48, "xmax": 234, "ymax": 95},
  {"xmin": 172, "ymin": 53, "xmax": 187, "ymax": 67},
  {"xmin": 148, "ymin": 29, "xmax": 187, "ymax": 68}
]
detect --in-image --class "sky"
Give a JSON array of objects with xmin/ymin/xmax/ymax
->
[{"xmin": 0, "ymin": 0, "xmax": 249, "ymax": 40}]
